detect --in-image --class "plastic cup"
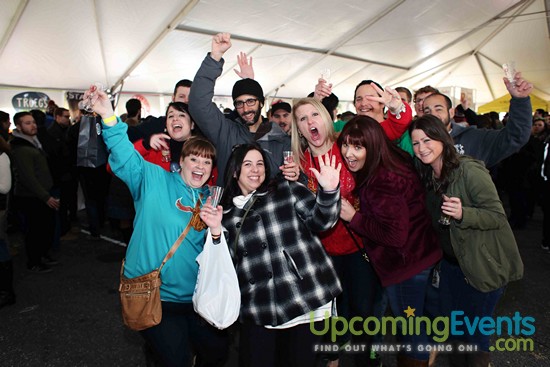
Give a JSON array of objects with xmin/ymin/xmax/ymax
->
[
  {"xmin": 502, "ymin": 61, "xmax": 516, "ymax": 87},
  {"xmin": 209, "ymin": 186, "xmax": 224, "ymax": 207},
  {"xmin": 283, "ymin": 151, "xmax": 294, "ymax": 164}
]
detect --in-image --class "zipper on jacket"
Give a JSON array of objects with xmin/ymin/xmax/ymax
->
[{"xmin": 283, "ymin": 249, "xmax": 303, "ymax": 280}]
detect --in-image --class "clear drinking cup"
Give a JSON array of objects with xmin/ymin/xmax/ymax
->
[
  {"xmin": 209, "ymin": 186, "xmax": 224, "ymax": 207},
  {"xmin": 283, "ymin": 151, "xmax": 294, "ymax": 165},
  {"xmin": 79, "ymin": 82, "xmax": 106, "ymax": 112},
  {"xmin": 161, "ymin": 149, "xmax": 171, "ymax": 163},
  {"xmin": 438, "ymin": 194, "xmax": 451, "ymax": 226},
  {"xmin": 502, "ymin": 61, "xmax": 516, "ymax": 88}
]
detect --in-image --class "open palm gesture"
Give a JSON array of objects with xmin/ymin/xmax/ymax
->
[{"xmin": 310, "ymin": 153, "xmax": 341, "ymax": 191}]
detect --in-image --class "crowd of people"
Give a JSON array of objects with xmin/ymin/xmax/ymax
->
[{"xmin": 1, "ymin": 31, "xmax": 547, "ymax": 367}]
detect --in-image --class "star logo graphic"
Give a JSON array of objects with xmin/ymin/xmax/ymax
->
[{"xmin": 404, "ymin": 306, "xmax": 416, "ymax": 318}]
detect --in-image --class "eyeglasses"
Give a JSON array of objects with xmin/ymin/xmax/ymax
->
[
  {"xmin": 234, "ymin": 98, "xmax": 258, "ymax": 109},
  {"xmin": 413, "ymin": 97, "xmax": 426, "ymax": 105}
]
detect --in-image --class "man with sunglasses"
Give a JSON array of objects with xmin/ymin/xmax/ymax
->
[{"xmin": 189, "ymin": 33, "xmax": 292, "ymax": 186}]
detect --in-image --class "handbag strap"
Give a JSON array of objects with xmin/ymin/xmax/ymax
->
[
  {"xmin": 232, "ymin": 195, "xmax": 258, "ymax": 256},
  {"xmin": 343, "ymin": 222, "xmax": 370, "ymax": 262}
]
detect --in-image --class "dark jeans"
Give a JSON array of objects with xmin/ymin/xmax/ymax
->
[
  {"xmin": 331, "ymin": 251, "xmax": 382, "ymax": 364},
  {"xmin": 239, "ymin": 321, "xmax": 324, "ymax": 367},
  {"xmin": 140, "ymin": 302, "xmax": 229, "ymax": 367},
  {"xmin": 439, "ymin": 259, "xmax": 505, "ymax": 351},
  {"xmin": 16, "ymin": 196, "xmax": 55, "ymax": 268},
  {"xmin": 385, "ymin": 266, "xmax": 432, "ymax": 360}
]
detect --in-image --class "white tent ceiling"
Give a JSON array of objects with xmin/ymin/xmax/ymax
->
[{"xmin": 1, "ymin": 0, "xmax": 549, "ymax": 109}]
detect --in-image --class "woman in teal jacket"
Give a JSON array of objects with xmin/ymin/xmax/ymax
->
[{"xmin": 410, "ymin": 114, "xmax": 523, "ymax": 367}]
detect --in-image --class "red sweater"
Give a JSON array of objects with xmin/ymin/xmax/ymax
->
[
  {"xmin": 380, "ymin": 103, "xmax": 413, "ymax": 141},
  {"xmin": 348, "ymin": 166, "xmax": 442, "ymax": 286},
  {"xmin": 301, "ymin": 142, "xmax": 360, "ymax": 256}
]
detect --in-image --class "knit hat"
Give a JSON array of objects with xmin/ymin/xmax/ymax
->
[
  {"xmin": 271, "ymin": 102, "xmax": 291, "ymax": 114},
  {"xmin": 232, "ymin": 79, "xmax": 265, "ymax": 104}
]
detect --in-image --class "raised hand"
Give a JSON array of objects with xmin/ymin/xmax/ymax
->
[
  {"xmin": 505, "ymin": 71, "xmax": 533, "ymax": 99},
  {"xmin": 365, "ymin": 84, "xmax": 403, "ymax": 114},
  {"xmin": 199, "ymin": 197, "xmax": 223, "ymax": 235},
  {"xmin": 211, "ymin": 33, "xmax": 232, "ymax": 62},
  {"xmin": 149, "ymin": 133, "xmax": 170, "ymax": 151},
  {"xmin": 310, "ymin": 153, "xmax": 341, "ymax": 191},
  {"xmin": 234, "ymin": 52, "xmax": 254, "ymax": 79},
  {"xmin": 313, "ymin": 78, "xmax": 332, "ymax": 101},
  {"xmin": 83, "ymin": 86, "xmax": 113, "ymax": 120}
]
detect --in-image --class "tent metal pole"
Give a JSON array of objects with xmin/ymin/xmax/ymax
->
[
  {"xmin": 110, "ymin": 0, "xmax": 200, "ymax": 93},
  {"xmin": 475, "ymin": 54, "xmax": 495, "ymax": 100},
  {"xmin": 0, "ymin": 0, "xmax": 29, "ymax": 60}
]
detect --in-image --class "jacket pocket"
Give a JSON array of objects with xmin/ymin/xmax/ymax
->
[{"xmin": 283, "ymin": 249, "xmax": 304, "ymax": 280}]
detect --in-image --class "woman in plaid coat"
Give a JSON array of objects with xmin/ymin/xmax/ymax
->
[{"xmin": 214, "ymin": 143, "xmax": 342, "ymax": 367}]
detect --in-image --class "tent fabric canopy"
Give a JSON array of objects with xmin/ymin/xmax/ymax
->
[
  {"xmin": 478, "ymin": 93, "xmax": 550, "ymax": 114},
  {"xmin": 0, "ymin": 0, "xmax": 549, "ymax": 109}
]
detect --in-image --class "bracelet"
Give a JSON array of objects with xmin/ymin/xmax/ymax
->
[
  {"xmin": 211, "ymin": 233, "xmax": 221, "ymax": 240},
  {"xmin": 102, "ymin": 115, "xmax": 117, "ymax": 124},
  {"xmin": 390, "ymin": 103, "xmax": 406, "ymax": 119}
]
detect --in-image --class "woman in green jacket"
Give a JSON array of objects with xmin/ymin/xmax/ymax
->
[{"xmin": 410, "ymin": 114, "xmax": 523, "ymax": 366}]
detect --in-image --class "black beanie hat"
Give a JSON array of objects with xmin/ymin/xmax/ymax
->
[{"xmin": 232, "ymin": 78, "xmax": 265, "ymax": 104}]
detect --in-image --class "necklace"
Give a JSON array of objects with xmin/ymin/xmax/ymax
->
[{"xmin": 431, "ymin": 171, "xmax": 444, "ymax": 194}]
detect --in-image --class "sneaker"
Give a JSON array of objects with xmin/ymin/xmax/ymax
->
[
  {"xmin": 28, "ymin": 264, "xmax": 53, "ymax": 273},
  {"xmin": 542, "ymin": 244, "xmax": 550, "ymax": 251},
  {"xmin": 42, "ymin": 256, "xmax": 60, "ymax": 266}
]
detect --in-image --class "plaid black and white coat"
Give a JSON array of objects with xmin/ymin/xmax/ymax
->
[{"xmin": 222, "ymin": 179, "xmax": 342, "ymax": 326}]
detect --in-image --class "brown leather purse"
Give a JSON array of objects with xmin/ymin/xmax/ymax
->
[{"xmin": 118, "ymin": 222, "xmax": 192, "ymax": 330}]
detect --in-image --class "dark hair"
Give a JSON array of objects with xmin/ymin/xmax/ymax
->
[
  {"xmin": 14, "ymin": 111, "xmax": 32, "ymax": 126},
  {"xmin": 0, "ymin": 111, "xmax": 10, "ymax": 124},
  {"xmin": 413, "ymin": 86, "xmax": 439, "ymax": 101},
  {"xmin": 354, "ymin": 80, "xmax": 383, "ymax": 100},
  {"xmin": 30, "ymin": 109, "xmax": 46, "ymax": 127},
  {"xmin": 180, "ymin": 136, "xmax": 216, "ymax": 162},
  {"xmin": 409, "ymin": 114, "xmax": 460, "ymax": 192},
  {"xmin": 54, "ymin": 107, "xmax": 69, "ymax": 117},
  {"xmin": 221, "ymin": 143, "xmax": 272, "ymax": 207},
  {"xmin": 307, "ymin": 92, "xmax": 339, "ymax": 121},
  {"xmin": 424, "ymin": 92, "xmax": 453, "ymax": 110},
  {"xmin": 173, "ymin": 79, "xmax": 192, "ymax": 96},
  {"xmin": 395, "ymin": 87, "xmax": 412, "ymax": 103},
  {"xmin": 337, "ymin": 115, "xmax": 412, "ymax": 189},
  {"xmin": 125, "ymin": 98, "xmax": 142, "ymax": 118}
]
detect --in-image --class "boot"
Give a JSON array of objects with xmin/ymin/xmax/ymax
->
[
  {"xmin": 0, "ymin": 260, "xmax": 16, "ymax": 309},
  {"xmin": 467, "ymin": 351, "xmax": 491, "ymax": 367},
  {"xmin": 397, "ymin": 354, "xmax": 429, "ymax": 367}
]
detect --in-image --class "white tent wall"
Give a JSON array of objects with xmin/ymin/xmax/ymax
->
[{"xmin": 1, "ymin": 0, "xmax": 549, "ymax": 116}]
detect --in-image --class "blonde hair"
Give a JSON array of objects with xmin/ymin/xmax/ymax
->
[{"xmin": 290, "ymin": 98, "xmax": 336, "ymax": 171}]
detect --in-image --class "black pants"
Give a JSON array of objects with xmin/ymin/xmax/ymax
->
[
  {"xmin": 140, "ymin": 302, "xmax": 229, "ymax": 367},
  {"xmin": 239, "ymin": 321, "xmax": 324, "ymax": 367},
  {"xmin": 16, "ymin": 196, "xmax": 55, "ymax": 268},
  {"xmin": 542, "ymin": 180, "xmax": 550, "ymax": 246}
]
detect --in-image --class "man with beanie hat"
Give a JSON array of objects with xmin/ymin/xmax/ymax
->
[
  {"xmin": 270, "ymin": 101, "xmax": 292, "ymax": 134},
  {"xmin": 189, "ymin": 33, "xmax": 294, "ymax": 185}
]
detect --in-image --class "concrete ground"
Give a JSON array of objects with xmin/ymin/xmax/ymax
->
[{"xmin": 1, "ymin": 206, "xmax": 549, "ymax": 367}]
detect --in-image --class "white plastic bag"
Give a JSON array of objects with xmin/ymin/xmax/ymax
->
[{"xmin": 193, "ymin": 230, "xmax": 240, "ymax": 329}]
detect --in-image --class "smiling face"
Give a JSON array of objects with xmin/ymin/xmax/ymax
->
[
  {"xmin": 295, "ymin": 103, "xmax": 331, "ymax": 153},
  {"xmin": 340, "ymin": 139, "xmax": 366, "ymax": 172},
  {"xmin": 234, "ymin": 94, "xmax": 262, "ymax": 128},
  {"xmin": 237, "ymin": 149, "xmax": 266, "ymax": 196},
  {"xmin": 411, "ymin": 128, "xmax": 444, "ymax": 175},
  {"xmin": 272, "ymin": 108, "xmax": 292, "ymax": 133},
  {"xmin": 166, "ymin": 105, "xmax": 193, "ymax": 142},
  {"xmin": 422, "ymin": 94, "xmax": 453, "ymax": 131},
  {"xmin": 179, "ymin": 154, "xmax": 213, "ymax": 188},
  {"xmin": 354, "ymin": 84, "xmax": 384, "ymax": 122}
]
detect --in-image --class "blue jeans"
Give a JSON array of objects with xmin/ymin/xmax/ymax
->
[
  {"xmin": 386, "ymin": 266, "xmax": 433, "ymax": 360},
  {"xmin": 439, "ymin": 259, "xmax": 505, "ymax": 351},
  {"xmin": 140, "ymin": 302, "xmax": 229, "ymax": 367}
]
